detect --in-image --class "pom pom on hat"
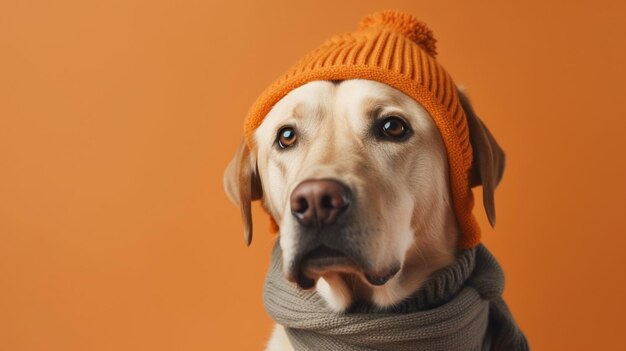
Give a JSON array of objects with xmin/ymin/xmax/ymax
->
[{"xmin": 359, "ymin": 10, "xmax": 437, "ymax": 57}]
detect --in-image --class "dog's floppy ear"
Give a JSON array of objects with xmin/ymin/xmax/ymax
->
[
  {"xmin": 458, "ymin": 89, "xmax": 506, "ymax": 227},
  {"xmin": 224, "ymin": 139, "xmax": 263, "ymax": 246}
]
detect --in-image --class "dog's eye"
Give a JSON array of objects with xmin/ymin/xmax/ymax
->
[
  {"xmin": 277, "ymin": 126, "xmax": 297, "ymax": 149},
  {"xmin": 379, "ymin": 116, "xmax": 409, "ymax": 140}
]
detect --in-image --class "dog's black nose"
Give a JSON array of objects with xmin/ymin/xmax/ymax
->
[{"xmin": 290, "ymin": 179, "xmax": 351, "ymax": 228}]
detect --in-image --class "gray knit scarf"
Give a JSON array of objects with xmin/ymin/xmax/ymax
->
[{"xmin": 263, "ymin": 243, "xmax": 529, "ymax": 351}]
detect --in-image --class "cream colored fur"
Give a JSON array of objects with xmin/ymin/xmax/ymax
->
[{"xmin": 249, "ymin": 80, "xmax": 461, "ymax": 351}]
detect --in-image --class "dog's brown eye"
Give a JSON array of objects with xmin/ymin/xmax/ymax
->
[
  {"xmin": 379, "ymin": 116, "xmax": 409, "ymax": 140},
  {"xmin": 277, "ymin": 127, "xmax": 297, "ymax": 149}
]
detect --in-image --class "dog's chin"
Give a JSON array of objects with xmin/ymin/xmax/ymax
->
[{"xmin": 287, "ymin": 245, "xmax": 400, "ymax": 290}]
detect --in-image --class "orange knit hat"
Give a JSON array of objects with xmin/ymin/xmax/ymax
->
[{"xmin": 244, "ymin": 10, "xmax": 481, "ymax": 248}]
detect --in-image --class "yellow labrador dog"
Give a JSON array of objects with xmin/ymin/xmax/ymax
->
[{"xmin": 224, "ymin": 79, "xmax": 507, "ymax": 350}]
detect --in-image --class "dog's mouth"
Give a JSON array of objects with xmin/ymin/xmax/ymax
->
[{"xmin": 287, "ymin": 245, "xmax": 400, "ymax": 289}]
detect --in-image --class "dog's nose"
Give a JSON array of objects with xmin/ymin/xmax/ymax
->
[{"xmin": 290, "ymin": 179, "xmax": 351, "ymax": 228}]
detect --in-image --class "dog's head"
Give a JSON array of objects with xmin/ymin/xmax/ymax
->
[{"xmin": 224, "ymin": 79, "xmax": 504, "ymax": 310}]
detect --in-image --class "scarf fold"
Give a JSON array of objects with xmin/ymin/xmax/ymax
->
[{"xmin": 263, "ymin": 243, "xmax": 528, "ymax": 351}]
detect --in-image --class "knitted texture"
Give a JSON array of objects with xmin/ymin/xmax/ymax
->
[
  {"xmin": 244, "ymin": 10, "xmax": 480, "ymax": 248},
  {"xmin": 263, "ymin": 243, "xmax": 529, "ymax": 350}
]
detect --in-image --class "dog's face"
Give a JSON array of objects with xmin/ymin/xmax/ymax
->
[{"xmin": 225, "ymin": 79, "xmax": 504, "ymax": 311}]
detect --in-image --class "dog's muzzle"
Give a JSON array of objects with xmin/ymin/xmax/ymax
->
[{"xmin": 286, "ymin": 178, "xmax": 400, "ymax": 289}]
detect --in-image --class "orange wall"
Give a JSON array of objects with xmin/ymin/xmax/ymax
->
[{"xmin": 1, "ymin": 1, "xmax": 625, "ymax": 350}]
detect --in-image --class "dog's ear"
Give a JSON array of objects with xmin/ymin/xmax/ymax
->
[
  {"xmin": 458, "ymin": 89, "xmax": 506, "ymax": 227},
  {"xmin": 224, "ymin": 139, "xmax": 263, "ymax": 246}
]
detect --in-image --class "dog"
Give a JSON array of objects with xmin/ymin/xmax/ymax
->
[
  {"xmin": 225, "ymin": 80, "xmax": 506, "ymax": 350},
  {"xmin": 223, "ymin": 10, "xmax": 526, "ymax": 351}
]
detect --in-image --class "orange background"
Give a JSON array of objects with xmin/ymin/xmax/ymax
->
[{"xmin": 1, "ymin": 1, "xmax": 625, "ymax": 350}]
